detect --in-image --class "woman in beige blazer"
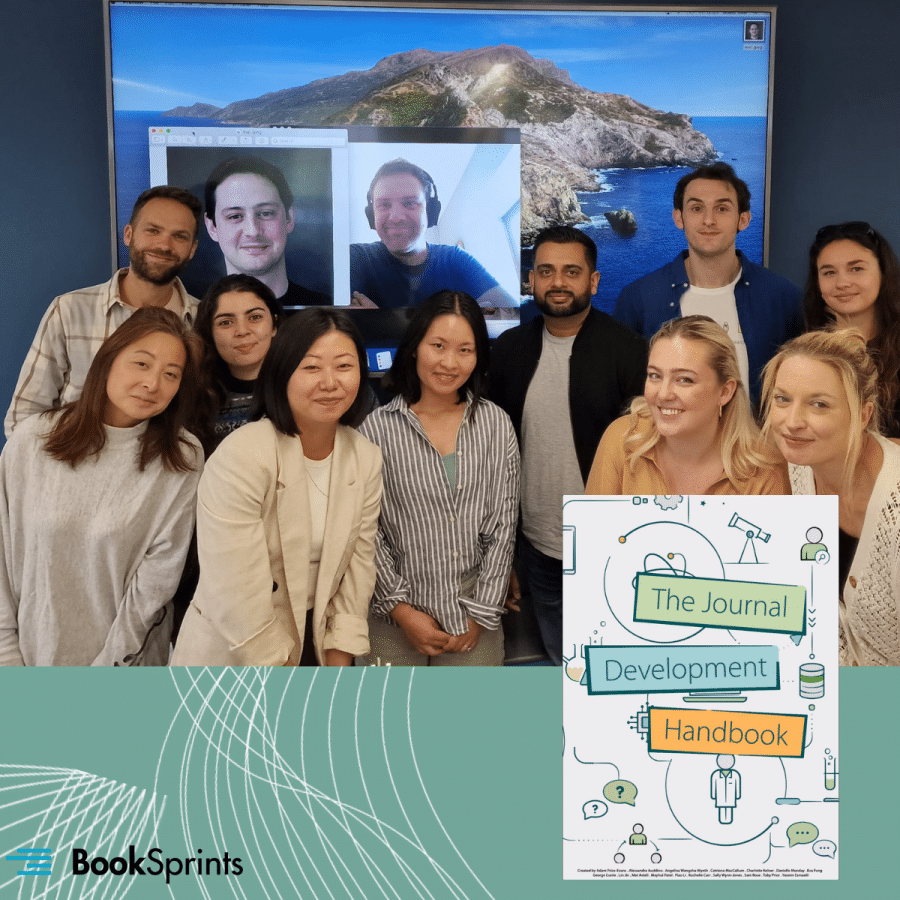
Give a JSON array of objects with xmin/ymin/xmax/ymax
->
[{"xmin": 172, "ymin": 309, "xmax": 382, "ymax": 666}]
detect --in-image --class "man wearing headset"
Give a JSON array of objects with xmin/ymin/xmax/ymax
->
[{"xmin": 350, "ymin": 159, "xmax": 515, "ymax": 309}]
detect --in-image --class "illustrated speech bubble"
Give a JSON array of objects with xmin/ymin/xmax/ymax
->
[
  {"xmin": 787, "ymin": 822, "xmax": 819, "ymax": 847},
  {"xmin": 582, "ymin": 800, "xmax": 608, "ymax": 820},
  {"xmin": 812, "ymin": 839, "xmax": 836, "ymax": 859},
  {"xmin": 603, "ymin": 780, "xmax": 637, "ymax": 806}
]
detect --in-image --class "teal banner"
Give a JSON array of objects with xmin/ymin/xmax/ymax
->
[{"xmin": 0, "ymin": 668, "xmax": 893, "ymax": 897}]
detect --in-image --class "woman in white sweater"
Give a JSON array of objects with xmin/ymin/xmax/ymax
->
[
  {"xmin": 761, "ymin": 328, "xmax": 900, "ymax": 666},
  {"xmin": 0, "ymin": 308, "xmax": 204, "ymax": 666}
]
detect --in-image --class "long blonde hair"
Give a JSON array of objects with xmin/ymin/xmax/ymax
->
[
  {"xmin": 760, "ymin": 328, "xmax": 881, "ymax": 487},
  {"xmin": 625, "ymin": 316, "xmax": 769, "ymax": 481}
]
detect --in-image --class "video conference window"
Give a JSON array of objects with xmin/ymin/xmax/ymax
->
[
  {"xmin": 108, "ymin": 1, "xmax": 774, "ymax": 348},
  {"xmin": 166, "ymin": 144, "xmax": 338, "ymax": 306},
  {"xmin": 347, "ymin": 140, "xmax": 521, "ymax": 317}
]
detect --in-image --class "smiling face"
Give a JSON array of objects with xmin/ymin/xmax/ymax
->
[
  {"xmin": 104, "ymin": 331, "xmax": 186, "ymax": 428},
  {"xmin": 287, "ymin": 329, "xmax": 360, "ymax": 433},
  {"xmin": 124, "ymin": 197, "xmax": 197, "ymax": 285},
  {"xmin": 673, "ymin": 178, "xmax": 751, "ymax": 261},
  {"xmin": 205, "ymin": 173, "xmax": 294, "ymax": 278},
  {"xmin": 816, "ymin": 238, "xmax": 882, "ymax": 332},
  {"xmin": 529, "ymin": 241, "xmax": 599, "ymax": 321},
  {"xmin": 414, "ymin": 313, "xmax": 477, "ymax": 403},
  {"xmin": 371, "ymin": 172, "xmax": 429, "ymax": 258},
  {"xmin": 645, "ymin": 336, "xmax": 736, "ymax": 443},
  {"xmin": 211, "ymin": 290, "xmax": 277, "ymax": 380},
  {"xmin": 766, "ymin": 355, "xmax": 865, "ymax": 471}
]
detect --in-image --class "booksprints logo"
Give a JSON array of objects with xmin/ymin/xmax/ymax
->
[
  {"xmin": 71, "ymin": 846, "xmax": 243, "ymax": 885},
  {"xmin": 5, "ymin": 846, "xmax": 53, "ymax": 876}
]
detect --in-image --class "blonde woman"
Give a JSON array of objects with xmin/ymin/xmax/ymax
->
[
  {"xmin": 586, "ymin": 315, "xmax": 787, "ymax": 495},
  {"xmin": 761, "ymin": 329, "xmax": 900, "ymax": 666}
]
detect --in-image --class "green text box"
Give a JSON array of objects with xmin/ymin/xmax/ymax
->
[{"xmin": 634, "ymin": 573, "xmax": 806, "ymax": 635}]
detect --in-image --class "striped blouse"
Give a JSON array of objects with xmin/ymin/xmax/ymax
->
[{"xmin": 357, "ymin": 393, "xmax": 520, "ymax": 635}]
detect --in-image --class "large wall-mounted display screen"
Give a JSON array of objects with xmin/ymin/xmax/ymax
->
[{"xmin": 106, "ymin": 1, "xmax": 774, "ymax": 357}]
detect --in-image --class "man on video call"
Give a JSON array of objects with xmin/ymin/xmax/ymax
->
[
  {"xmin": 350, "ymin": 158, "xmax": 516, "ymax": 310},
  {"xmin": 205, "ymin": 156, "xmax": 330, "ymax": 308}
]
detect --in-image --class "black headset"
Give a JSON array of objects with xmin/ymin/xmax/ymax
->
[{"xmin": 365, "ymin": 160, "xmax": 442, "ymax": 229}]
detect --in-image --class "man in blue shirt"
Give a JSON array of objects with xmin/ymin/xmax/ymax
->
[
  {"xmin": 350, "ymin": 159, "xmax": 516, "ymax": 310},
  {"xmin": 614, "ymin": 162, "xmax": 801, "ymax": 403}
]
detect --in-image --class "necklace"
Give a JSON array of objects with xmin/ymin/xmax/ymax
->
[
  {"xmin": 305, "ymin": 454, "xmax": 332, "ymax": 499},
  {"xmin": 306, "ymin": 468, "xmax": 329, "ymax": 498}
]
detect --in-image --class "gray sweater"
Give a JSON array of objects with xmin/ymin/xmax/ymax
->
[{"xmin": 0, "ymin": 413, "xmax": 202, "ymax": 665}]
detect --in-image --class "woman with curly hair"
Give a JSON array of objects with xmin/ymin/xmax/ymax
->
[{"xmin": 802, "ymin": 221, "xmax": 900, "ymax": 436}]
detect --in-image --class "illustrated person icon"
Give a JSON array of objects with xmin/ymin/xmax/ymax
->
[
  {"xmin": 801, "ymin": 527, "xmax": 828, "ymax": 561},
  {"xmin": 711, "ymin": 754, "xmax": 741, "ymax": 824},
  {"xmin": 629, "ymin": 824, "xmax": 647, "ymax": 845}
]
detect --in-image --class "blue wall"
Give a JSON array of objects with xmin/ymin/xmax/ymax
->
[{"xmin": 2, "ymin": 0, "xmax": 899, "ymax": 447}]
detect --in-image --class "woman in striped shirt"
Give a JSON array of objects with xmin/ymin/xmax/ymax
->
[{"xmin": 358, "ymin": 291, "xmax": 520, "ymax": 666}]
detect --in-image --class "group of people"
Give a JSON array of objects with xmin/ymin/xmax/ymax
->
[{"xmin": 2, "ymin": 160, "xmax": 899, "ymax": 667}]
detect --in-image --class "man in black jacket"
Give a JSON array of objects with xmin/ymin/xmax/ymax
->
[{"xmin": 489, "ymin": 226, "xmax": 647, "ymax": 664}]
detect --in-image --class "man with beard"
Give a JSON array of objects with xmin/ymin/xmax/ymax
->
[
  {"xmin": 350, "ymin": 158, "xmax": 515, "ymax": 310},
  {"xmin": 5, "ymin": 187, "xmax": 201, "ymax": 435},
  {"xmin": 488, "ymin": 226, "xmax": 646, "ymax": 664}
]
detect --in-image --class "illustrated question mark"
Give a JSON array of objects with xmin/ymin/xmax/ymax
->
[
  {"xmin": 592, "ymin": 804, "xmax": 598, "ymax": 814},
  {"xmin": 617, "ymin": 786, "xmax": 624, "ymax": 798}
]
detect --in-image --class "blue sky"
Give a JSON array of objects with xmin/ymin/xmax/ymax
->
[{"xmin": 111, "ymin": 4, "xmax": 771, "ymax": 117}]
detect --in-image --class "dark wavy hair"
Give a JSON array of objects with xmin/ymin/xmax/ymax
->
[
  {"xmin": 204, "ymin": 156, "xmax": 293, "ymax": 223},
  {"xmin": 802, "ymin": 222, "xmax": 900, "ymax": 432},
  {"xmin": 532, "ymin": 225, "xmax": 597, "ymax": 272},
  {"xmin": 673, "ymin": 162, "xmax": 751, "ymax": 214},
  {"xmin": 384, "ymin": 290, "xmax": 490, "ymax": 407},
  {"xmin": 43, "ymin": 307, "xmax": 203, "ymax": 472},
  {"xmin": 195, "ymin": 275, "xmax": 283, "ymax": 393},
  {"xmin": 250, "ymin": 308, "xmax": 369, "ymax": 435},
  {"xmin": 192, "ymin": 275, "xmax": 283, "ymax": 451}
]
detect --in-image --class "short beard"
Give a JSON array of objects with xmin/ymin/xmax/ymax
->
[
  {"xmin": 533, "ymin": 289, "xmax": 592, "ymax": 319},
  {"xmin": 129, "ymin": 249, "xmax": 187, "ymax": 286}
]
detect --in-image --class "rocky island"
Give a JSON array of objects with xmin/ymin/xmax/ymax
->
[{"xmin": 166, "ymin": 45, "xmax": 717, "ymax": 243}]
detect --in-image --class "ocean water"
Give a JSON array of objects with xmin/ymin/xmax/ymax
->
[
  {"xmin": 575, "ymin": 116, "xmax": 768, "ymax": 314},
  {"xmin": 114, "ymin": 113, "xmax": 767, "ymax": 313}
]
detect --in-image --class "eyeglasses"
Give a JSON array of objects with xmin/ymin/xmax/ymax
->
[{"xmin": 815, "ymin": 221, "xmax": 877, "ymax": 243}]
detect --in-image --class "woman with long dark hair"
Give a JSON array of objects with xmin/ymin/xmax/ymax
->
[
  {"xmin": 357, "ymin": 290, "xmax": 519, "ymax": 666},
  {"xmin": 0, "ymin": 308, "xmax": 204, "ymax": 665},
  {"xmin": 802, "ymin": 221, "xmax": 900, "ymax": 436},
  {"xmin": 193, "ymin": 273, "xmax": 282, "ymax": 449},
  {"xmin": 172, "ymin": 308, "xmax": 382, "ymax": 666}
]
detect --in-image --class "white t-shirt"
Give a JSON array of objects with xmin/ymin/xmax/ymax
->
[{"xmin": 680, "ymin": 271, "xmax": 749, "ymax": 390}]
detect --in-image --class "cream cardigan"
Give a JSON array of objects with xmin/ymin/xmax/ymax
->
[{"xmin": 789, "ymin": 432, "xmax": 900, "ymax": 666}]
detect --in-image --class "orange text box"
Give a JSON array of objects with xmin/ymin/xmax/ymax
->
[{"xmin": 647, "ymin": 707, "xmax": 806, "ymax": 757}]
